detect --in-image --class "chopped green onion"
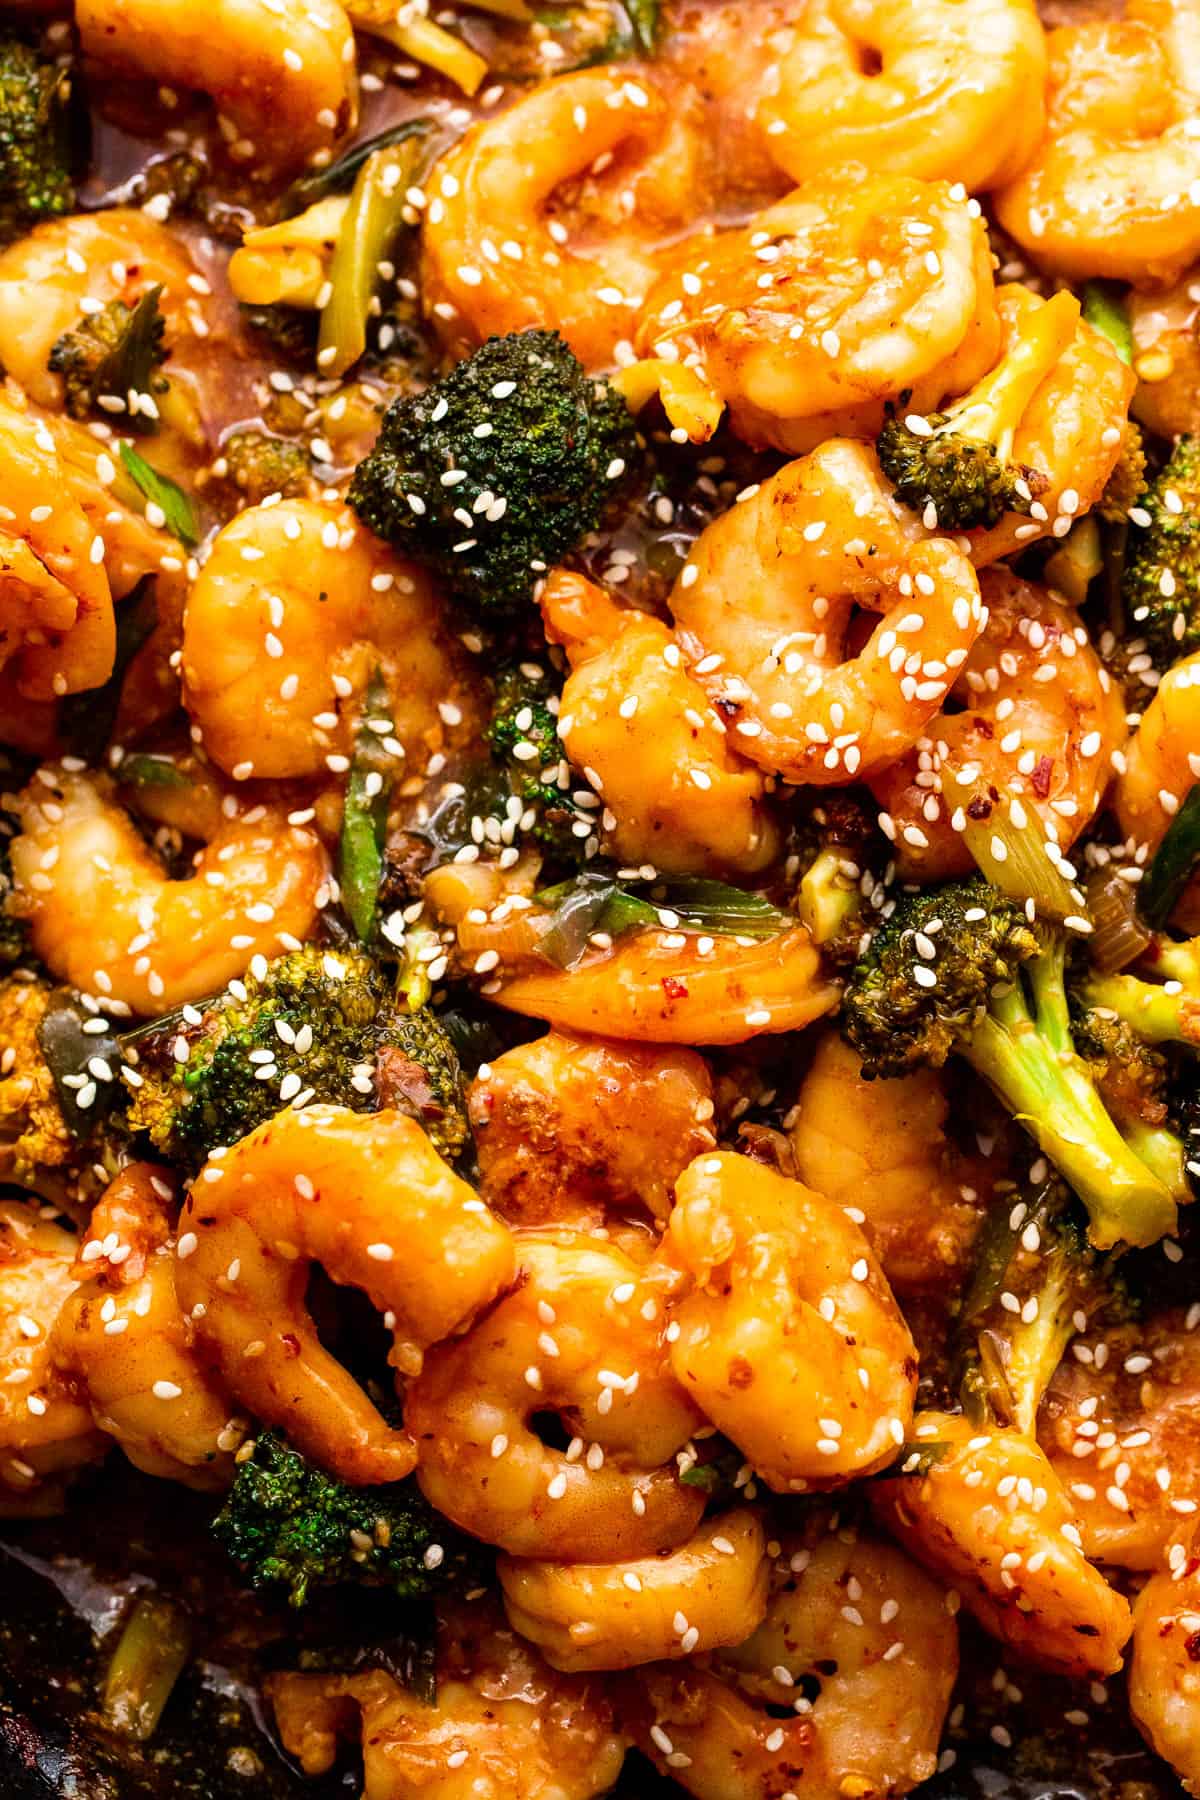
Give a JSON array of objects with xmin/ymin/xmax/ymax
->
[
  {"xmin": 118, "ymin": 443, "xmax": 199, "ymax": 547},
  {"xmin": 797, "ymin": 848, "xmax": 861, "ymax": 945},
  {"xmin": 318, "ymin": 128, "xmax": 432, "ymax": 379},
  {"xmin": 1085, "ymin": 868, "xmax": 1152, "ymax": 973},
  {"xmin": 101, "ymin": 1593, "xmax": 192, "ymax": 1742},
  {"xmin": 283, "ymin": 117, "xmax": 438, "ymax": 214},
  {"xmin": 625, "ymin": 0, "xmax": 660, "ymax": 51},
  {"xmin": 1142, "ymin": 785, "xmax": 1200, "ymax": 928},
  {"xmin": 338, "ymin": 670, "xmax": 394, "ymax": 944},
  {"xmin": 943, "ymin": 762, "xmax": 1084, "ymax": 925},
  {"xmin": 535, "ymin": 871, "xmax": 788, "ymax": 969},
  {"xmin": 58, "ymin": 576, "xmax": 157, "ymax": 760},
  {"xmin": 1082, "ymin": 281, "xmax": 1134, "ymax": 367},
  {"xmin": 116, "ymin": 754, "xmax": 193, "ymax": 793},
  {"xmin": 347, "ymin": 3, "xmax": 489, "ymax": 92},
  {"xmin": 1043, "ymin": 513, "xmax": 1102, "ymax": 606}
]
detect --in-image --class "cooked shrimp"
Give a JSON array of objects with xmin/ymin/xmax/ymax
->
[
  {"xmin": 1039, "ymin": 1307, "xmax": 1200, "ymax": 1570},
  {"xmin": 9, "ymin": 767, "xmax": 327, "ymax": 1012},
  {"xmin": 174, "ymin": 1106, "xmax": 514, "ymax": 1486},
  {"xmin": 1113, "ymin": 649, "xmax": 1200, "ymax": 854},
  {"xmin": 499, "ymin": 1509, "xmax": 769, "ymax": 1674},
  {"xmin": 1129, "ymin": 1530, "xmax": 1200, "ymax": 1794},
  {"xmin": 994, "ymin": 0, "xmax": 1200, "ymax": 284},
  {"xmin": 407, "ymin": 1232, "xmax": 705, "ymax": 1559},
  {"xmin": 635, "ymin": 170, "xmax": 1000, "ymax": 456},
  {"xmin": 75, "ymin": 0, "xmax": 356, "ymax": 178},
  {"xmin": 869, "ymin": 568, "xmax": 1125, "ymax": 882},
  {"xmin": 269, "ymin": 1597, "xmax": 628, "ymax": 1800},
  {"xmin": 181, "ymin": 498, "xmax": 480, "ymax": 781},
  {"xmin": 668, "ymin": 438, "xmax": 986, "ymax": 784},
  {"xmin": 663, "ymin": 1152, "xmax": 918, "ymax": 1491},
  {"xmin": 0, "ymin": 389, "xmax": 115, "ymax": 701},
  {"xmin": 629, "ymin": 1526, "xmax": 958, "ymax": 1800},
  {"xmin": 486, "ymin": 923, "xmax": 840, "ymax": 1045},
  {"xmin": 873, "ymin": 1410, "xmax": 1133, "ymax": 1676},
  {"xmin": 541, "ymin": 570, "xmax": 779, "ymax": 877},
  {"xmin": 790, "ymin": 1031, "xmax": 992, "ymax": 1294},
  {"xmin": 50, "ymin": 1163, "xmax": 238, "ymax": 1491},
  {"xmin": 421, "ymin": 67, "xmax": 703, "ymax": 367},
  {"xmin": 0, "ymin": 1199, "xmax": 107, "ymax": 1507},
  {"xmin": 468, "ymin": 1031, "xmax": 716, "ymax": 1228},
  {"xmin": 755, "ymin": 0, "xmax": 1046, "ymax": 194},
  {"xmin": 966, "ymin": 285, "xmax": 1137, "ymax": 565},
  {"xmin": 1128, "ymin": 273, "xmax": 1200, "ymax": 439},
  {"xmin": 0, "ymin": 210, "xmax": 224, "ymax": 448}
]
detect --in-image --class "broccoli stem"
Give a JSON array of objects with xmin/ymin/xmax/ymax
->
[
  {"xmin": 965, "ymin": 986, "xmax": 1177, "ymax": 1251},
  {"xmin": 1078, "ymin": 970, "xmax": 1200, "ymax": 1047},
  {"xmin": 1121, "ymin": 1119, "xmax": 1191, "ymax": 1202},
  {"xmin": 944, "ymin": 289, "xmax": 1079, "ymax": 459},
  {"xmin": 100, "ymin": 1593, "xmax": 192, "ymax": 1742}
]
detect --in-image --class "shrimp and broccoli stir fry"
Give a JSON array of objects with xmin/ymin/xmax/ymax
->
[{"xmin": 4, "ymin": 3, "xmax": 1200, "ymax": 1797}]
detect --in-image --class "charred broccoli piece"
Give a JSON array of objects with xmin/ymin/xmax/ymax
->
[
  {"xmin": 0, "ymin": 38, "xmax": 76, "ymax": 245},
  {"xmin": 211, "ymin": 1429, "xmax": 460, "ymax": 1608},
  {"xmin": 842, "ymin": 876, "xmax": 1178, "ymax": 1249},
  {"xmin": 485, "ymin": 660, "xmax": 589, "ymax": 864},
  {"xmin": 876, "ymin": 292, "xmax": 1079, "ymax": 531},
  {"xmin": 123, "ymin": 946, "xmax": 467, "ymax": 1167},
  {"xmin": 48, "ymin": 288, "xmax": 168, "ymax": 427},
  {"xmin": 349, "ymin": 329, "xmax": 638, "ymax": 613},
  {"xmin": 374, "ymin": 1005, "xmax": 469, "ymax": 1163},
  {"xmin": 217, "ymin": 429, "xmax": 312, "ymax": 505},
  {"xmin": 1121, "ymin": 434, "xmax": 1200, "ymax": 665}
]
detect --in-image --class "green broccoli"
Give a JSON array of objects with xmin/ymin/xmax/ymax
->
[
  {"xmin": 486, "ymin": 660, "xmax": 590, "ymax": 864},
  {"xmin": 1121, "ymin": 434, "xmax": 1200, "ymax": 665},
  {"xmin": 842, "ymin": 876, "xmax": 1178, "ymax": 1250},
  {"xmin": 217, "ymin": 428, "xmax": 312, "ymax": 505},
  {"xmin": 0, "ymin": 37, "xmax": 76, "ymax": 245},
  {"xmin": 211, "ymin": 1429, "xmax": 462, "ymax": 1608},
  {"xmin": 1097, "ymin": 420, "xmax": 1147, "ymax": 524},
  {"xmin": 348, "ymin": 329, "xmax": 639, "ymax": 613},
  {"xmin": 48, "ymin": 288, "xmax": 168, "ymax": 428},
  {"xmin": 790, "ymin": 793, "xmax": 882, "ymax": 965},
  {"xmin": 876, "ymin": 292, "xmax": 1079, "ymax": 531},
  {"xmin": 123, "ymin": 946, "xmax": 467, "ymax": 1167},
  {"xmin": 955, "ymin": 1172, "xmax": 1121, "ymax": 1435}
]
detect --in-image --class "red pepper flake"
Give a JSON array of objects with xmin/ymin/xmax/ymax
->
[
  {"xmin": 662, "ymin": 976, "xmax": 689, "ymax": 1000},
  {"xmin": 1030, "ymin": 755, "xmax": 1055, "ymax": 799}
]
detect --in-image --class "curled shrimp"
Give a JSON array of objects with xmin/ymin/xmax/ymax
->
[
  {"xmin": 541, "ymin": 570, "xmax": 779, "ymax": 877},
  {"xmin": 994, "ymin": 0, "xmax": 1200, "ymax": 284},
  {"xmin": 9, "ymin": 767, "xmax": 327, "ymax": 1013},
  {"xmin": 755, "ymin": 0, "xmax": 1046, "ymax": 194},
  {"xmin": 873, "ymin": 1411, "xmax": 1133, "ymax": 1676},
  {"xmin": 663, "ymin": 1151, "xmax": 918, "ymax": 1492},
  {"xmin": 182, "ymin": 498, "xmax": 480, "ymax": 781},
  {"xmin": 468, "ymin": 1030, "xmax": 716, "ymax": 1228},
  {"xmin": 1038, "ymin": 1307, "xmax": 1200, "ymax": 1571},
  {"xmin": 1113, "ymin": 649, "xmax": 1200, "ymax": 853},
  {"xmin": 406, "ymin": 1232, "xmax": 706, "ymax": 1559},
  {"xmin": 269, "ymin": 1596, "xmax": 628, "ymax": 1800},
  {"xmin": 51, "ymin": 1163, "xmax": 238, "ymax": 1491},
  {"xmin": 174, "ymin": 1105, "xmax": 514, "ymax": 1486},
  {"xmin": 628, "ymin": 1525, "xmax": 959, "ymax": 1800},
  {"xmin": 76, "ymin": 0, "xmax": 356, "ymax": 178},
  {"xmin": 0, "ymin": 210, "xmax": 225, "ymax": 450},
  {"xmin": 669, "ymin": 438, "xmax": 986, "ymax": 785},
  {"xmin": 421, "ymin": 67, "xmax": 703, "ymax": 368},
  {"xmin": 499, "ymin": 1509, "xmax": 769, "ymax": 1674},
  {"xmin": 635, "ymin": 170, "xmax": 1000, "ymax": 456},
  {"xmin": 1129, "ymin": 1529, "xmax": 1200, "ymax": 1793},
  {"xmin": 0, "ymin": 1199, "xmax": 107, "ymax": 1508},
  {"xmin": 869, "ymin": 568, "xmax": 1125, "ymax": 882},
  {"xmin": 790, "ymin": 1031, "xmax": 993, "ymax": 1295}
]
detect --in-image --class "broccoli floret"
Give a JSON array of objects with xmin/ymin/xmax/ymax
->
[
  {"xmin": 374, "ymin": 1005, "xmax": 469, "ymax": 1163},
  {"xmin": 348, "ymin": 329, "xmax": 639, "ymax": 613},
  {"xmin": 1069, "ymin": 987, "xmax": 1193, "ymax": 1202},
  {"xmin": 486, "ymin": 660, "xmax": 589, "ymax": 863},
  {"xmin": 0, "ymin": 38, "xmax": 75, "ymax": 245},
  {"xmin": 842, "ymin": 877, "xmax": 1178, "ymax": 1250},
  {"xmin": 1097, "ymin": 421, "xmax": 1147, "ymax": 524},
  {"xmin": 124, "ymin": 946, "xmax": 467, "ymax": 1167},
  {"xmin": 1121, "ymin": 434, "xmax": 1200, "ymax": 664},
  {"xmin": 48, "ymin": 289, "xmax": 168, "ymax": 426},
  {"xmin": 790, "ymin": 793, "xmax": 881, "ymax": 965},
  {"xmin": 0, "ymin": 977, "xmax": 76, "ymax": 1179},
  {"xmin": 211, "ymin": 1429, "xmax": 460, "ymax": 1608},
  {"xmin": 876, "ymin": 295, "xmax": 1080, "ymax": 531},
  {"xmin": 217, "ymin": 429, "xmax": 312, "ymax": 505},
  {"xmin": 955, "ymin": 1173, "xmax": 1119, "ymax": 1435}
]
